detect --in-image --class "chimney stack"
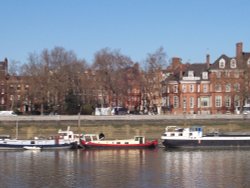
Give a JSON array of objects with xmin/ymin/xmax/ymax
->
[
  {"xmin": 236, "ymin": 42, "xmax": 243, "ymax": 60},
  {"xmin": 206, "ymin": 54, "xmax": 210, "ymax": 69}
]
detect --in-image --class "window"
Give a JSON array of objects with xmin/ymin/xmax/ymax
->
[
  {"xmin": 188, "ymin": 71, "xmax": 194, "ymax": 77},
  {"xmin": 225, "ymin": 71, "xmax": 230, "ymax": 78},
  {"xmin": 189, "ymin": 84, "xmax": 194, "ymax": 93},
  {"xmin": 182, "ymin": 85, "xmax": 187, "ymax": 93},
  {"xmin": 197, "ymin": 97, "xmax": 200, "ymax": 108},
  {"xmin": 215, "ymin": 96, "xmax": 222, "ymax": 107},
  {"xmin": 234, "ymin": 95, "xmax": 240, "ymax": 107},
  {"xmin": 219, "ymin": 58, "xmax": 225, "ymax": 68},
  {"xmin": 216, "ymin": 71, "xmax": 221, "ymax": 78},
  {"xmin": 202, "ymin": 72, "xmax": 208, "ymax": 79},
  {"xmin": 203, "ymin": 84, "xmax": 209, "ymax": 93},
  {"xmin": 225, "ymin": 83, "xmax": 231, "ymax": 92},
  {"xmin": 183, "ymin": 97, "xmax": 187, "ymax": 109},
  {"xmin": 201, "ymin": 97, "xmax": 209, "ymax": 107},
  {"xmin": 173, "ymin": 85, "xmax": 178, "ymax": 93},
  {"xmin": 197, "ymin": 85, "xmax": 200, "ymax": 92},
  {"xmin": 215, "ymin": 84, "xmax": 222, "ymax": 92},
  {"xmin": 234, "ymin": 83, "xmax": 240, "ymax": 92},
  {"xmin": 230, "ymin": 59, "xmax": 237, "ymax": 68},
  {"xmin": 248, "ymin": 58, "xmax": 250, "ymax": 65},
  {"xmin": 1, "ymin": 97, "xmax": 4, "ymax": 105},
  {"xmin": 190, "ymin": 97, "xmax": 194, "ymax": 108},
  {"xmin": 225, "ymin": 96, "xmax": 231, "ymax": 108},
  {"xmin": 173, "ymin": 96, "xmax": 179, "ymax": 108}
]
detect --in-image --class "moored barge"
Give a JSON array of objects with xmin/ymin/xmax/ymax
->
[{"xmin": 161, "ymin": 126, "xmax": 250, "ymax": 148}]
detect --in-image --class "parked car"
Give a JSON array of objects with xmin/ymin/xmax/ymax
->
[{"xmin": 111, "ymin": 107, "xmax": 128, "ymax": 115}]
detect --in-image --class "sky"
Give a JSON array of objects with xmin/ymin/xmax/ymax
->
[{"xmin": 1, "ymin": 0, "xmax": 250, "ymax": 66}]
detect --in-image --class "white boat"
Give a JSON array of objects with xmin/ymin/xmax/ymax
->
[
  {"xmin": 161, "ymin": 126, "xmax": 250, "ymax": 148},
  {"xmin": 23, "ymin": 146, "xmax": 42, "ymax": 150},
  {"xmin": 0, "ymin": 127, "xmax": 79, "ymax": 150}
]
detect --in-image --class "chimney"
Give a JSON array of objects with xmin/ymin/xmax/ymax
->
[
  {"xmin": 172, "ymin": 57, "xmax": 181, "ymax": 70},
  {"xmin": 236, "ymin": 42, "xmax": 243, "ymax": 60},
  {"xmin": 206, "ymin": 54, "xmax": 210, "ymax": 69}
]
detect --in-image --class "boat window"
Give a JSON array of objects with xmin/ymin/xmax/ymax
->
[
  {"xmin": 189, "ymin": 133, "xmax": 193, "ymax": 136},
  {"xmin": 31, "ymin": 141, "xmax": 35, "ymax": 144},
  {"xmin": 92, "ymin": 136, "xmax": 98, "ymax": 141},
  {"xmin": 116, "ymin": 142, "xmax": 121, "ymax": 144},
  {"xmin": 125, "ymin": 142, "xmax": 129, "ymax": 144},
  {"xmin": 171, "ymin": 133, "xmax": 175, "ymax": 136},
  {"xmin": 85, "ymin": 136, "xmax": 92, "ymax": 142},
  {"xmin": 178, "ymin": 133, "xmax": 183, "ymax": 136}
]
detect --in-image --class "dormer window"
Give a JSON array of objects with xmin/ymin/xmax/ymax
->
[
  {"xmin": 219, "ymin": 58, "xmax": 225, "ymax": 69},
  {"xmin": 230, "ymin": 59, "xmax": 237, "ymax": 68},
  {"xmin": 247, "ymin": 58, "xmax": 250, "ymax": 66},
  {"xmin": 188, "ymin": 71, "xmax": 194, "ymax": 77},
  {"xmin": 202, "ymin": 72, "xmax": 208, "ymax": 79}
]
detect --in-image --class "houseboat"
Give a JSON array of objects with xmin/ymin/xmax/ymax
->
[
  {"xmin": 0, "ymin": 127, "xmax": 78, "ymax": 150},
  {"xmin": 161, "ymin": 126, "xmax": 250, "ymax": 148},
  {"xmin": 80, "ymin": 133, "xmax": 158, "ymax": 149}
]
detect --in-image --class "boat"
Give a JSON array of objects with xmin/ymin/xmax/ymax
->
[
  {"xmin": 23, "ymin": 146, "xmax": 42, "ymax": 150},
  {"xmin": 80, "ymin": 133, "xmax": 158, "ymax": 149},
  {"xmin": 0, "ymin": 127, "xmax": 79, "ymax": 150},
  {"xmin": 161, "ymin": 126, "xmax": 250, "ymax": 148}
]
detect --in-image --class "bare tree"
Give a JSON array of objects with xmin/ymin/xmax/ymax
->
[
  {"xmin": 142, "ymin": 47, "xmax": 167, "ymax": 114},
  {"xmin": 92, "ymin": 48, "xmax": 134, "ymax": 107},
  {"xmin": 21, "ymin": 47, "xmax": 87, "ymax": 114}
]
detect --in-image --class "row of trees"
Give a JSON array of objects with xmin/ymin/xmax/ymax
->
[{"xmin": 10, "ymin": 47, "xmax": 167, "ymax": 115}]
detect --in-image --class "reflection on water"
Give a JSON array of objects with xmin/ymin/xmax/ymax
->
[{"xmin": 0, "ymin": 148, "xmax": 250, "ymax": 188}]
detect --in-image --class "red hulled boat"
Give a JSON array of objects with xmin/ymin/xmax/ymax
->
[{"xmin": 80, "ymin": 133, "xmax": 158, "ymax": 149}]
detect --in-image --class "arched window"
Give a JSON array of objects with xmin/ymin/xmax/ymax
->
[
  {"xmin": 219, "ymin": 58, "xmax": 225, "ymax": 68},
  {"xmin": 247, "ymin": 58, "xmax": 250, "ymax": 66},
  {"xmin": 230, "ymin": 59, "xmax": 237, "ymax": 68}
]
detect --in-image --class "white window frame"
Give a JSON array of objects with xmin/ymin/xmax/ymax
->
[
  {"xmin": 202, "ymin": 72, "xmax": 208, "ymax": 79},
  {"xmin": 183, "ymin": 97, "xmax": 187, "ymax": 110},
  {"xmin": 200, "ymin": 97, "xmax": 210, "ymax": 107},
  {"xmin": 215, "ymin": 96, "xmax": 222, "ymax": 107},
  {"xmin": 173, "ymin": 85, "xmax": 178, "ymax": 93},
  {"xmin": 230, "ymin": 59, "xmax": 237, "ymax": 68},
  {"xmin": 225, "ymin": 96, "xmax": 231, "ymax": 108},
  {"xmin": 189, "ymin": 84, "xmax": 194, "ymax": 93},
  {"xmin": 219, "ymin": 58, "xmax": 225, "ymax": 69},
  {"xmin": 173, "ymin": 96, "xmax": 179, "ymax": 108},
  {"xmin": 182, "ymin": 84, "xmax": 187, "ymax": 93},
  {"xmin": 234, "ymin": 95, "xmax": 240, "ymax": 107},
  {"xmin": 190, "ymin": 97, "xmax": 194, "ymax": 108},
  {"xmin": 225, "ymin": 83, "xmax": 231, "ymax": 92},
  {"xmin": 203, "ymin": 84, "xmax": 209, "ymax": 93}
]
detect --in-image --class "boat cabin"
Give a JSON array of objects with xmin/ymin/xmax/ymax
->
[
  {"xmin": 82, "ymin": 133, "xmax": 146, "ymax": 144},
  {"xmin": 0, "ymin": 135, "xmax": 11, "ymax": 140},
  {"xmin": 162, "ymin": 126, "xmax": 203, "ymax": 138},
  {"xmin": 58, "ymin": 127, "xmax": 83, "ymax": 143}
]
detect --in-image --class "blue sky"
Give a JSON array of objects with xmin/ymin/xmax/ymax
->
[{"xmin": 1, "ymin": 0, "xmax": 250, "ymax": 66}]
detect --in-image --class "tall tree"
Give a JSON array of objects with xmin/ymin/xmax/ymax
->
[
  {"xmin": 143, "ymin": 47, "xmax": 167, "ymax": 114},
  {"xmin": 92, "ymin": 48, "xmax": 133, "ymax": 107},
  {"xmin": 21, "ymin": 47, "xmax": 87, "ymax": 114}
]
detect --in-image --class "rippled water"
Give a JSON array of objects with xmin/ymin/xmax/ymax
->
[{"xmin": 0, "ymin": 148, "xmax": 250, "ymax": 188}]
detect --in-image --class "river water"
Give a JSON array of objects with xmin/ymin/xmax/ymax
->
[{"xmin": 0, "ymin": 148, "xmax": 249, "ymax": 188}]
